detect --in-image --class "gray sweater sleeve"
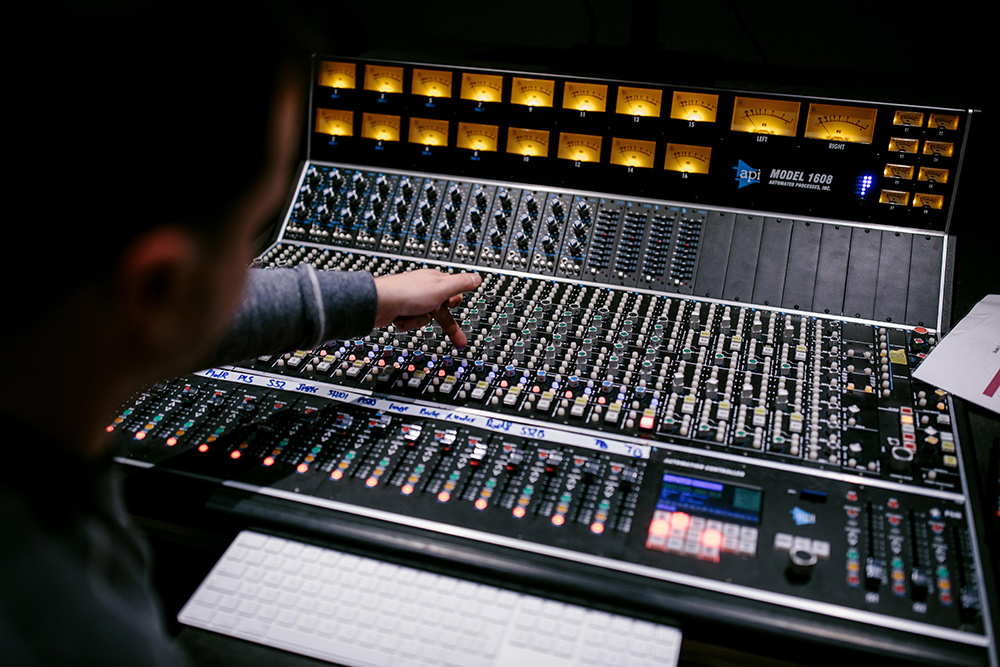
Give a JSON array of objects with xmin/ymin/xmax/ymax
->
[{"xmin": 203, "ymin": 265, "xmax": 378, "ymax": 367}]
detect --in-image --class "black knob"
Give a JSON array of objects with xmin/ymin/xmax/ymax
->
[
  {"xmin": 786, "ymin": 548, "xmax": 818, "ymax": 582},
  {"xmin": 551, "ymin": 198, "xmax": 564, "ymax": 219},
  {"xmin": 520, "ymin": 213, "xmax": 533, "ymax": 234}
]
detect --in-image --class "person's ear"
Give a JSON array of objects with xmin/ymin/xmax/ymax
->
[{"xmin": 112, "ymin": 226, "xmax": 204, "ymax": 354}]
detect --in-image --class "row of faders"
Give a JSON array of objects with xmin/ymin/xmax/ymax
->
[{"xmin": 246, "ymin": 245, "xmax": 956, "ymax": 493}]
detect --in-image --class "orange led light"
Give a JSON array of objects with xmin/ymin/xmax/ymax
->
[
  {"xmin": 701, "ymin": 529, "xmax": 722, "ymax": 548},
  {"xmin": 670, "ymin": 512, "xmax": 690, "ymax": 531},
  {"xmin": 649, "ymin": 519, "xmax": 670, "ymax": 537}
]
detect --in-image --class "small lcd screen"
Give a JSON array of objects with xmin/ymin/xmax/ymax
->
[{"xmin": 657, "ymin": 473, "xmax": 762, "ymax": 524}]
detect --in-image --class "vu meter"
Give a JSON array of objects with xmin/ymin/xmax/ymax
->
[
  {"xmin": 563, "ymin": 82, "xmax": 608, "ymax": 112},
  {"xmin": 732, "ymin": 97, "xmax": 800, "ymax": 136},
  {"xmin": 456, "ymin": 122, "xmax": 499, "ymax": 152},
  {"xmin": 893, "ymin": 110, "xmax": 924, "ymax": 127},
  {"xmin": 409, "ymin": 118, "xmax": 449, "ymax": 146},
  {"xmin": 664, "ymin": 144, "xmax": 711, "ymax": 174},
  {"xmin": 461, "ymin": 73, "xmax": 503, "ymax": 102},
  {"xmin": 889, "ymin": 137, "xmax": 919, "ymax": 153},
  {"xmin": 511, "ymin": 78, "xmax": 555, "ymax": 107},
  {"xmin": 315, "ymin": 109, "xmax": 353, "ymax": 136},
  {"xmin": 507, "ymin": 128, "xmax": 550, "ymax": 156},
  {"xmin": 318, "ymin": 61, "xmax": 356, "ymax": 89},
  {"xmin": 361, "ymin": 113, "xmax": 400, "ymax": 141},
  {"xmin": 411, "ymin": 69, "xmax": 453, "ymax": 97},
  {"xmin": 884, "ymin": 163, "xmax": 914, "ymax": 180},
  {"xmin": 914, "ymin": 193, "xmax": 944, "ymax": 209},
  {"xmin": 805, "ymin": 104, "xmax": 877, "ymax": 143},
  {"xmin": 558, "ymin": 133, "xmax": 602, "ymax": 162},
  {"xmin": 616, "ymin": 87, "xmax": 662, "ymax": 116},
  {"xmin": 929, "ymin": 113, "xmax": 960, "ymax": 130},
  {"xmin": 364, "ymin": 65, "xmax": 404, "ymax": 93},
  {"xmin": 924, "ymin": 140, "xmax": 954, "ymax": 157},
  {"xmin": 918, "ymin": 167, "xmax": 949, "ymax": 183},
  {"xmin": 610, "ymin": 138, "xmax": 656, "ymax": 168},
  {"xmin": 670, "ymin": 91, "xmax": 719, "ymax": 122},
  {"xmin": 879, "ymin": 190, "xmax": 910, "ymax": 206}
]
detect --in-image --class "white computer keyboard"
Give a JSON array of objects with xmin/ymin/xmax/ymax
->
[{"xmin": 179, "ymin": 530, "xmax": 683, "ymax": 667}]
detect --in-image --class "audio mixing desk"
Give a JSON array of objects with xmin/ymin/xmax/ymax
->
[{"xmin": 112, "ymin": 57, "xmax": 997, "ymax": 666}]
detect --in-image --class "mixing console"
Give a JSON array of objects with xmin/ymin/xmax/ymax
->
[{"xmin": 111, "ymin": 57, "xmax": 994, "ymax": 665}]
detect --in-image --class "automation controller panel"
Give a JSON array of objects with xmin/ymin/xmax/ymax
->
[{"xmin": 112, "ymin": 57, "xmax": 993, "ymax": 665}]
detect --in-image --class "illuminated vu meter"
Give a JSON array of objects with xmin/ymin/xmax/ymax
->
[
  {"xmin": 318, "ymin": 61, "xmax": 356, "ymax": 89},
  {"xmin": 670, "ymin": 91, "xmax": 719, "ymax": 123},
  {"xmin": 411, "ymin": 69, "xmax": 453, "ymax": 97},
  {"xmin": 507, "ymin": 128, "xmax": 550, "ymax": 156},
  {"xmin": 732, "ymin": 97, "xmax": 800, "ymax": 136},
  {"xmin": 563, "ymin": 82, "xmax": 608, "ymax": 112}
]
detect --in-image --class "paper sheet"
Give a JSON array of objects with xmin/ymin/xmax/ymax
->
[{"xmin": 912, "ymin": 294, "xmax": 1000, "ymax": 415}]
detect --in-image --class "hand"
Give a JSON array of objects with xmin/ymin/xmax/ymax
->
[{"xmin": 373, "ymin": 269, "xmax": 481, "ymax": 348}]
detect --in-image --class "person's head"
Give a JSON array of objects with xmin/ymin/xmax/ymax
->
[{"xmin": 7, "ymin": 0, "xmax": 320, "ymax": 381}]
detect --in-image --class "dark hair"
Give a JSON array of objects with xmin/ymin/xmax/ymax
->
[{"xmin": 10, "ymin": 0, "xmax": 321, "ymax": 282}]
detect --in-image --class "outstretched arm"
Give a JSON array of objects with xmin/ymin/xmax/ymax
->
[{"xmin": 202, "ymin": 265, "xmax": 478, "ymax": 368}]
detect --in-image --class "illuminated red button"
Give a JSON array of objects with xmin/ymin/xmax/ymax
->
[
  {"xmin": 887, "ymin": 498, "xmax": 900, "ymax": 510},
  {"xmin": 648, "ymin": 519, "xmax": 670, "ymax": 537},
  {"xmin": 846, "ymin": 491, "xmax": 859, "ymax": 502},
  {"xmin": 888, "ymin": 514, "xmax": 901, "ymax": 526},
  {"xmin": 914, "ymin": 327, "xmax": 928, "ymax": 335},
  {"xmin": 846, "ymin": 507, "xmax": 860, "ymax": 518},
  {"xmin": 670, "ymin": 512, "xmax": 691, "ymax": 531},
  {"xmin": 701, "ymin": 529, "xmax": 722, "ymax": 548},
  {"xmin": 931, "ymin": 522, "xmax": 945, "ymax": 534}
]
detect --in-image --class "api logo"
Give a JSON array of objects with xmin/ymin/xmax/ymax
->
[
  {"xmin": 733, "ymin": 159, "xmax": 761, "ymax": 189},
  {"xmin": 791, "ymin": 506, "xmax": 817, "ymax": 526}
]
